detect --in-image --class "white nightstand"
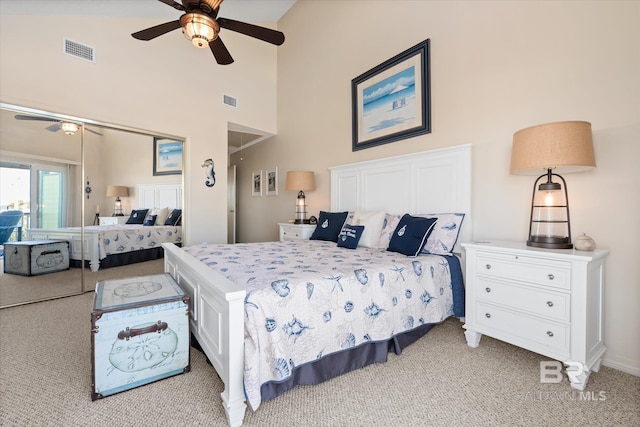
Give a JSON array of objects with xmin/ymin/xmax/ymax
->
[
  {"xmin": 278, "ymin": 223, "xmax": 316, "ymax": 241},
  {"xmin": 99, "ymin": 216, "xmax": 129, "ymax": 226},
  {"xmin": 462, "ymin": 241, "xmax": 609, "ymax": 390}
]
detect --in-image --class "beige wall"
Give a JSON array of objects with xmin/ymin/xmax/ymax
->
[
  {"xmin": 232, "ymin": 1, "xmax": 640, "ymax": 375},
  {"xmin": 94, "ymin": 129, "xmax": 180, "ymax": 217},
  {"xmin": 0, "ymin": 14, "xmax": 278, "ymax": 245}
]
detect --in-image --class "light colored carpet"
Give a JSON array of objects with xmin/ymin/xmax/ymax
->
[
  {"xmin": 0, "ymin": 290, "xmax": 638, "ymax": 426},
  {"xmin": 0, "ymin": 258, "xmax": 165, "ymax": 308}
]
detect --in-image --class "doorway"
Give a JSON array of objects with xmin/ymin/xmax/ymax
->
[
  {"xmin": 227, "ymin": 123, "xmax": 274, "ymax": 244},
  {"xmin": 227, "ymin": 165, "xmax": 236, "ymax": 244}
]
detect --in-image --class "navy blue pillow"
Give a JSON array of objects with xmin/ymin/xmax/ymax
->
[
  {"xmin": 126, "ymin": 209, "xmax": 149, "ymax": 225},
  {"xmin": 337, "ymin": 224, "xmax": 364, "ymax": 249},
  {"xmin": 143, "ymin": 214, "xmax": 157, "ymax": 226},
  {"xmin": 310, "ymin": 211, "xmax": 348, "ymax": 242},
  {"xmin": 165, "ymin": 209, "xmax": 182, "ymax": 226},
  {"xmin": 387, "ymin": 214, "xmax": 438, "ymax": 257}
]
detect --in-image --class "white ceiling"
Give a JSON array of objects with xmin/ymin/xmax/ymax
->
[{"xmin": 0, "ymin": 0, "xmax": 297, "ymax": 23}]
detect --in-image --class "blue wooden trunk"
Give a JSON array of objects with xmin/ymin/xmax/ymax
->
[{"xmin": 91, "ymin": 273, "xmax": 190, "ymax": 400}]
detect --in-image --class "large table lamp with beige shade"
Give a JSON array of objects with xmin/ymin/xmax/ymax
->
[
  {"xmin": 510, "ymin": 121, "xmax": 596, "ymax": 249},
  {"xmin": 285, "ymin": 171, "xmax": 315, "ymax": 224},
  {"xmin": 106, "ymin": 185, "xmax": 129, "ymax": 216}
]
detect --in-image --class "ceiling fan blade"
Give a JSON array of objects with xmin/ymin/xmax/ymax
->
[
  {"xmin": 45, "ymin": 124, "xmax": 61, "ymax": 132},
  {"xmin": 158, "ymin": 0, "xmax": 185, "ymax": 11},
  {"xmin": 14, "ymin": 114, "xmax": 58, "ymax": 122},
  {"xmin": 210, "ymin": 37, "xmax": 234, "ymax": 65},
  {"xmin": 217, "ymin": 18, "xmax": 285, "ymax": 46},
  {"xmin": 132, "ymin": 20, "xmax": 182, "ymax": 41}
]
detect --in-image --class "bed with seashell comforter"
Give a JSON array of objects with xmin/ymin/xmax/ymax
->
[
  {"xmin": 28, "ymin": 224, "xmax": 182, "ymax": 271},
  {"xmin": 182, "ymin": 239, "xmax": 464, "ymax": 411},
  {"xmin": 163, "ymin": 144, "xmax": 471, "ymax": 426}
]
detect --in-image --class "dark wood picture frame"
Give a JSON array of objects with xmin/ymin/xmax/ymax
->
[{"xmin": 351, "ymin": 39, "xmax": 431, "ymax": 151}]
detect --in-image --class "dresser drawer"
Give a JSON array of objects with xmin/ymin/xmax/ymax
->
[
  {"xmin": 476, "ymin": 253, "xmax": 571, "ymax": 290},
  {"xmin": 99, "ymin": 216, "xmax": 128, "ymax": 225},
  {"xmin": 281, "ymin": 226, "xmax": 304, "ymax": 240},
  {"xmin": 476, "ymin": 277, "xmax": 570, "ymax": 322},
  {"xmin": 475, "ymin": 301, "xmax": 569, "ymax": 355}
]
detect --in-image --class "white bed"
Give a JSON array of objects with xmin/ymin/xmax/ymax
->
[
  {"xmin": 27, "ymin": 183, "xmax": 182, "ymax": 271},
  {"xmin": 28, "ymin": 224, "xmax": 181, "ymax": 271},
  {"xmin": 163, "ymin": 144, "xmax": 471, "ymax": 426}
]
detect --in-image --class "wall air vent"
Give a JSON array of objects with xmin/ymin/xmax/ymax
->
[
  {"xmin": 63, "ymin": 38, "xmax": 95, "ymax": 63},
  {"xmin": 223, "ymin": 94, "xmax": 238, "ymax": 108}
]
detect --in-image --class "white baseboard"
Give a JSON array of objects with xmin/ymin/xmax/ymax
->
[{"xmin": 602, "ymin": 356, "xmax": 640, "ymax": 377}]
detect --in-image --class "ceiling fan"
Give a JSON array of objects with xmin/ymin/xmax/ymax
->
[
  {"xmin": 131, "ymin": 0, "xmax": 285, "ymax": 65},
  {"xmin": 14, "ymin": 115, "xmax": 102, "ymax": 136}
]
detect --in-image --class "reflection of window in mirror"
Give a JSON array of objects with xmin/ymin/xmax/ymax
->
[
  {"xmin": 0, "ymin": 110, "xmax": 82, "ymax": 231},
  {"xmin": 0, "ymin": 105, "xmax": 83, "ymax": 308}
]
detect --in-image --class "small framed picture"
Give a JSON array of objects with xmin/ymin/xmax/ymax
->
[
  {"xmin": 153, "ymin": 138, "xmax": 183, "ymax": 175},
  {"xmin": 266, "ymin": 167, "xmax": 278, "ymax": 196},
  {"xmin": 252, "ymin": 170, "xmax": 262, "ymax": 197}
]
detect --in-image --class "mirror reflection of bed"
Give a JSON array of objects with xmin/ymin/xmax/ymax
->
[{"xmin": 0, "ymin": 104, "xmax": 185, "ymax": 308}]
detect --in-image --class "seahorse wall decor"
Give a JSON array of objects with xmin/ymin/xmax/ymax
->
[{"xmin": 202, "ymin": 158, "xmax": 216, "ymax": 187}]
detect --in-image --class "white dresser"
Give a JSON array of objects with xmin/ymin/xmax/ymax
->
[
  {"xmin": 278, "ymin": 223, "xmax": 316, "ymax": 241},
  {"xmin": 462, "ymin": 241, "xmax": 609, "ymax": 390},
  {"xmin": 99, "ymin": 216, "xmax": 128, "ymax": 226}
]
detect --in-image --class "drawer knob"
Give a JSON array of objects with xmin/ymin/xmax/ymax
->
[
  {"xmin": 485, "ymin": 287, "xmax": 491, "ymax": 293},
  {"xmin": 547, "ymin": 301, "xmax": 554, "ymax": 307},
  {"xmin": 485, "ymin": 264, "xmax": 492, "ymax": 270},
  {"xmin": 546, "ymin": 331, "xmax": 554, "ymax": 337},
  {"xmin": 548, "ymin": 274, "xmax": 555, "ymax": 280},
  {"xmin": 485, "ymin": 313, "xmax": 491, "ymax": 318}
]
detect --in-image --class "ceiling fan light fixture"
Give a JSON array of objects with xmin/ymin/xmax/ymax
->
[
  {"xmin": 60, "ymin": 122, "xmax": 79, "ymax": 135},
  {"xmin": 180, "ymin": 13, "xmax": 219, "ymax": 48}
]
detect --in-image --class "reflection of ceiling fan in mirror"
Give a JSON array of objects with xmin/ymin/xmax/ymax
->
[
  {"xmin": 131, "ymin": 0, "xmax": 285, "ymax": 65},
  {"xmin": 14, "ymin": 114, "xmax": 102, "ymax": 136}
]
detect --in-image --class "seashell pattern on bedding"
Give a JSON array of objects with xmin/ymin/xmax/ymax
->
[{"xmin": 184, "ymin": 239, "xmax": 459, "ymax": 410}]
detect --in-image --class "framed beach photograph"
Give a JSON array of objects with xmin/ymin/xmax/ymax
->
[
  {"xmin": 252, "ymin": 170, "xmax": 262, "ymax": 197},
  {"xmin": 153, "ymin": 138, "xmax": 183, "ymax": 176},
  {"xmin": 351, "ymin": 39, "xmax": 431, "ymax": 151},
  {"xmin": 265, "ymin": 167, "xmax": 278, "ymax": 196}
]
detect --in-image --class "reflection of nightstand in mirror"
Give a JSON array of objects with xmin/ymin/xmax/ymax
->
[
  {"xmin": 278, "ymin": 223, "xmax": 315, "ymax": 241},
  {"xmin": 99, "ymin": 216, "xmax": 128, "ymax": 226}
]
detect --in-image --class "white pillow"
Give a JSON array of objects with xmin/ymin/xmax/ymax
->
[
  {"xmin": 377, "ymin": 213, "xmax": 402, "ymax": 249},
  {"xmin": 418, "ymin": 213, "xmax": 466, "ymax": 254},
  {"xmin": 350, "ymin": 210, "xmax": 386, "ymax": 248},
  {"xmin": 152, "ymin": 207, "xmax": 170, "ymax": 226}
]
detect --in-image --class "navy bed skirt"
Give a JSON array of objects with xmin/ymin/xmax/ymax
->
[
  {"xmin": 191, "ymin": 321, "xmax": 439, "ymax": 403},
  {"xmin": 71, "ymin": 244, "xmax": 181, "ymax": 269},
  {"xmin": 259, "ymin": 321, "xmax": 438, "ymax": 402}
]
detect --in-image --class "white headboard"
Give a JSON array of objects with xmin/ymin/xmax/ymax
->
[
  {"xmin": 330, "ymin": 144, "xmax": 472, "ymax": 252},
  {"xmin": 137, "ymin": 183, "xmax": 183, "ymax": 210}
]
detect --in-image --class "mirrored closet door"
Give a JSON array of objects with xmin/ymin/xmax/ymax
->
[{"xmin": 0, "ymin": 103, "xmax": 185, "ymax": 308}]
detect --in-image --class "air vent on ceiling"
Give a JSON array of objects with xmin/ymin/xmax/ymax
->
[
  {"xmin": 63, "ymin": 38, "xmax": 95, "ymax": 63},
  {"xmin": 223, "ymin": 94, "xmax": 238, "ymax": 108}
]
